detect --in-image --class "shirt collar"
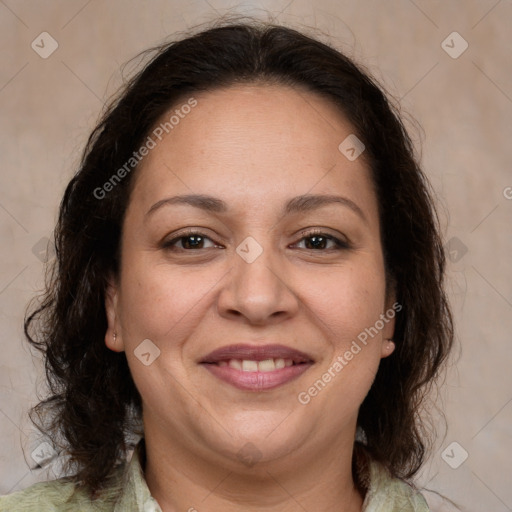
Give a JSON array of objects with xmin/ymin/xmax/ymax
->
[{"xmin": 114, "ymin": 439, "xmax": 162, "ymax": 512}]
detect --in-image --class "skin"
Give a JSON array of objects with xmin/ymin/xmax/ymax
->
[{"xmin": 105, "ymin": 83, "xmax": 396, "ymax": 512}]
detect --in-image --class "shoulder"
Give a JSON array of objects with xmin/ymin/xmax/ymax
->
[
  {"xmin": 0, "ymin": 479, "xmax": 89, "ymax": 512},
  {"xmin": 0, "ymin": 469, "xmax": 125, "ymax": 512},
  {"xmin": 363, "ymin": 458, "xmax": 430, "ymax": 512}
]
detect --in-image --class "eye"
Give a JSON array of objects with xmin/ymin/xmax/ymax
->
[
  {"xmin": 292, "ymin": 230, "xmax": 349, "ymax": 251},
  {"xmin": 163, "ymin": 230, "xmax": 219, "ymax": 250}
]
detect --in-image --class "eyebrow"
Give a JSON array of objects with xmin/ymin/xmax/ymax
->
[{"xmin": 145, "ymin": 193, "xmax": 367, "ymax": 223}]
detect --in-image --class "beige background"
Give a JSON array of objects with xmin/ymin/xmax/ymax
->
[{"xmin": 1, "ymin": 1, "xmax": 511, "ymax": 510}]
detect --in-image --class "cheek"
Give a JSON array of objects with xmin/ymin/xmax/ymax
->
[
  {"xmin": 115, "ymin": 254, "xmax": 218, "ymax": 413},
  {"xmin": 117, "ymin": 252, "xmax": 218, "ymax": 342},
  {"xmin": 299, "ymin": 260, "xmax": 386, "ymax": 405},
  {"xmin": 309, "ymin": 260, "xmax": 387, "ymax": 340}
]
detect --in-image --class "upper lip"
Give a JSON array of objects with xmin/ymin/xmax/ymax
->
[{"xmin": 199, "ymin": 344, "xmax": 314, "ymax": 364}]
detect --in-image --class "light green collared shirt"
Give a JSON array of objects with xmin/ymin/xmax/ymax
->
[{"xmin": 0, "ymin": 441, "xmax": 429, "ymax": 511}]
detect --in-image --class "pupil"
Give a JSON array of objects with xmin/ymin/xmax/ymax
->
[
  {"xmin": 184, "ymin": 235, "xmax": 203, "ymax": 249},
  {"xmin": 307, "ymin": 236, "xmax": 326, "ymax": 249}
]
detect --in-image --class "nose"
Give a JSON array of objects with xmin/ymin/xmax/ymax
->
[{"xmin": 216, "ymin": 242, "xmax": 300, "ymax": 326}]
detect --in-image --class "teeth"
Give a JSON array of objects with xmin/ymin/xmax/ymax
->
[
  {"xmin": 221, "ymin": 358, "xmax": 295, "ymax": 371},
  {"xmin": 228, "ymin": 359, "xmax": 242, "ymax": 370},
  {"xmin": 258, "ymin": 359, "xmax": 276, "ymax": 372},
  {"xmin": 242, "ymin": 360, "xmax": 258, "ymax": 372}
]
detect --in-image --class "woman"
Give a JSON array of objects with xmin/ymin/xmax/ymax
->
[{"xmin": 0, "ymin": 18, "xmax": 453, "ymax": 511}]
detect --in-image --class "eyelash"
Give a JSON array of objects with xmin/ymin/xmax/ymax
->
[
  {"xmin": 294, "ymin": 229, "xmax": 350, "ymax": 251},
  {"xmin": 162, "ymin": 228, "xmax": 350, "ymax": 252}
]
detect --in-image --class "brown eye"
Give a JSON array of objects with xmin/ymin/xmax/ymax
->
[
  {"xmin": 294, "ymin": 231, "xmax": 349, "ymax": 251},
  {"xmin": 180, "ymin": 235, "xmax": 206, "ymax": 249},
  {"xmin": 304, "ymin": 235, "xmax": 330, "ymax": 250},
  {"xmin": 163, "ymin": 232, "xmax": 217, "ymax": 250}
]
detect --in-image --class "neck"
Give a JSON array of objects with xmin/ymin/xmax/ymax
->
[{"xmin": 143, "ymin": 427, "xmax": 364, "ymax": 512}]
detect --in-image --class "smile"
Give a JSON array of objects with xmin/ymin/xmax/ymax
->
[
  {"xmin": 199, "ymin": 343, "xmax": 315, "ymax": 391},
  {"xmin": 217, "ymin": 358, "xmax": 295, "ymax": 371}
]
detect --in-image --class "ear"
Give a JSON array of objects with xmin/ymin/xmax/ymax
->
[
  {"xmin": 105, "ymin": 274, "xmax": 125, "ymax": 353},
  {"xmin": 380, "ymin": 285, "xmax": 399, "ymax": 359}
]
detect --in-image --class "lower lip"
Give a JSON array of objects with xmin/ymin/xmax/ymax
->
[{"xmin": 201, "ymin": 363, "xmax": 313, "ymax": 391}]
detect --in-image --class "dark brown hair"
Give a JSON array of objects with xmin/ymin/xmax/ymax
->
[{"xmin": 26, "ymin": 17, "xmax": 454, "ymax": 496}]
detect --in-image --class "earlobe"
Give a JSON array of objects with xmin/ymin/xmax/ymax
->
[
  {"xmin": 381, "ymin": 338, "xmax": 396, "ymax": 358},
  {"xmin": 104, "ymin": 276, "xmax": 125, "ymax": 353},
  {"xmin": 381, "ymin": 287, "xmax": 398, "ymax": 359}
]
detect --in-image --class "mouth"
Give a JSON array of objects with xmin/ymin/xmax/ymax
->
[{"xmin": 199, "ymin": 344, "xmax": 314, "ymax": 391}]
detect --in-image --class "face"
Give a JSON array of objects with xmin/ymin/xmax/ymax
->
[{"xmin": 105, "ymin": 83, "xmax": 396, "ymax": 471}]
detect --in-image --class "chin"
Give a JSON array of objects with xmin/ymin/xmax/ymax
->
[{"xmin": 201, "ymin": 419, "xmax": 308, "ymax": 469}]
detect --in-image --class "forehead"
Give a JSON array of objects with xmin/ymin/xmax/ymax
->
[{"xmin": 128, "ymin": 83, "xmax": 377, "ymax": 221}]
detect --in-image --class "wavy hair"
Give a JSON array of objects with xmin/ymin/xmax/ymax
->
[{"xmin": 25, "ymin": 17, "xmax": 454, "ymax": 496}]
